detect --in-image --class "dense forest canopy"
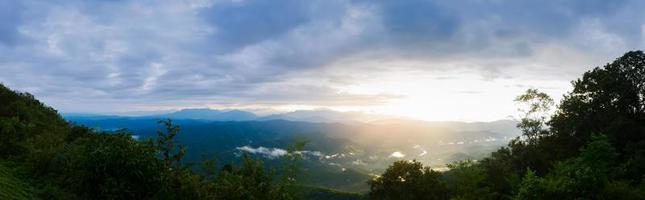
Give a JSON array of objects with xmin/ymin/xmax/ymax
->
[{"xmin": 1, "ymin": 51, "xmax": 645, "ymax": 199}]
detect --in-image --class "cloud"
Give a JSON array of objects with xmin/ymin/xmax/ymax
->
[
  {"xmin": 389, "ymin": 151, "xmax": 405, "ymax": 158},
  {"xmin": 378, "ymin": 0, "xmax": 459, "ymax": 46},
  {"xmin": 200, "ymin": 0, "xmax": 310, "ymax": 50},
  {"xmin": 413, "ymin": 144, "xmax": 427, "ymax": 157},
  {"xmin": 0, "ymin": 0, "xmax": 24, "ymax": 46},
  {"xmin": 236, "ymin": 146, "xmax": 287, "ymax": 159},
  {"xmin": 236, "ymin": 145, "xmax": 323, "ymax": 159},
  {"xmin": 0, "ymin": 0, "xmax": 644, "ymax": 116}
]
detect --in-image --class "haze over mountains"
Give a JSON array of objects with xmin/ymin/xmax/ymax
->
[
  {"xmin": 65, "ymin": 108, "xmax": 520, "ymax": 193},
  {"xmin": 158, "ymin": 108, "xmax": 258, "ymax": 121},
  {"xmin": 64, "ymin": 108, "xmax": 406, "ymax": 123}
]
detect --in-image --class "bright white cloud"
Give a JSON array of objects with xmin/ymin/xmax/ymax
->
[
  {"xmin": 236, "ymin": 146, "xmax": 288, "ymax": 159},
  {"xmin": 236, "ymin": 145, "xmax": 324, "ymax": 159},
  {"xmin": 389, "ymin": 151, "xmax": 405, "ymax": 158}
]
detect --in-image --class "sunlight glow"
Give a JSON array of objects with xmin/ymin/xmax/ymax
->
[{"xmin": 336, "ymin": 68, "xmax": 570, "ymax": 122}]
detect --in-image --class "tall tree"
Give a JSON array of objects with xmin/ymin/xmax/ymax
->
[
  {"xmin": 550, "ymin": 50, "xmax": 645, "ymax": 179},
  {"xmin": 515, "ymin": 88, "xmax": 554, "ymax": 143}
]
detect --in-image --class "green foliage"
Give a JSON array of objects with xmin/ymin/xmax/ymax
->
[
  {"xmin": 0, "ymin": 161, "xmax": 34, "ymax": 200},
  {"xmin": 280, "ymin": 140, "xmax": 307, "ymax": 194},
  {"xmin": 370, "ymin": 51, "xmax": 645, "ymax": 199},
  {"xmin": 477, "ymin": 147, "xmax": 520, "ymax": 199},
  {"xmin": 602, "ymin": 180, "xmax": 645, "ymax": 200},
  {"xmin": 510, "ymin": 134, "xmax": 619, "ymax": 199},
  {"xmin": 157, "ymin": 119, "xmax": 186, "ymax": 171},
  {"xmin": 446, "ymin": 160, "xmax": 493, "ymax": 200},
  {"xmin": 56, "ymin": 131, "xmax": 167, "ymax": 199},
  {"xmin": 207, "ymin": 142, "xmax": 307, "ymax": 200},
  {"xmin": 538, "ymin": 134, "xmax": 617, "ymax": 198},
  {"xmin": 550, "ymin": 51, "xmax": 645, "ymax": 170},
  {"xmin": 368, "ymin": 160, "xmax": 448, "ymax": 200},
  {"xmin": 0, "ymin": 116, "xmax": 29, "ymax": 158},
  {"xmin": 212, "ymin": 155, "xmax": 282, "ymax": 200},
  {"xmin": 513, "ymin": 169, "xmax": 544, "ymax": 200},
  {"xmin": 0, "ymin": 83, "xmax": 305, "ymax": 199},
  {"xmin": 515, "ymin": 88, "xmax": 554, "ymax": 143},
  {"xmin": 0, "ymin": 84, "xmax": 69, "ymax": 161}
]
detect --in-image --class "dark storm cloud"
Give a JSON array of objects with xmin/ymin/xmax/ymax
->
[
  {"xmin": 200, "ymin": 0, "xmax": 310, "ymax": 51},
  {"xmin": 0, "ymin": 0, "xmax": 643, "ymax": 112},
  {"xmin": 380, "ymin": 0, "xmax": 459, "ymax": 44},
  {"xmin": 368, "ymin": 0, "xmax": 638, "ymax": 56}
]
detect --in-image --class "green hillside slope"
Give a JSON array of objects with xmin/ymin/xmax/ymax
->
[{"xmin": 0, "ymin": 162, "xmax": 33, "ymax": 200}]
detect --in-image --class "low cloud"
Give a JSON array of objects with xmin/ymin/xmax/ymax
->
[
  {"xmin": 236, "ymin": 146, "xmax": 288, "ymax": 159},
  {"xmin": 413, "ymin": 145, "xmax": 428, "ymax": 157},
  {"xmin": 236, "ymin": 145, "xmax": 323, "ymax": 159}
]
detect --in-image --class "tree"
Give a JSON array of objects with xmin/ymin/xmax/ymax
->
[
  {"xmin": 513, "ymin": 169, "xmax": 545, "ymax": 200},
  {"xmin": 551, "ymin": 51, "xmax": 645, "ymax": 147},
  {"xmin": 0, "ymin": 84, "xmax": 70, "ymax": 172},
  {"xmin": 538, "ymin": 134, "xmax": 618, "ymax": 199},
  {"xmin": 477, "ymin": 147, "xmax": 520, "ymax": 199},
  {"xmin": 368, "ymin": 160, "xmax": 448, "ymax": 200},
  {"xmin": 446, "ymin": 160, "xmax": 493, "ymax": 200},
  {"xmin": 213, "ymin": 155, "xmax": 292, "ymax": 200},
  {"xmin": 512, "ymin": 134, "xmax": 626, "ymax": 199},
  {"xmin": 58, "ymin": 131, "xmax": 167, "ymax": 199},
  {"xmin": 550, "ymin": 51, "xmax": 645, "ymax": 181},
  {"xmin": 370, "ymin": 51, "xmax": 645, "ymax": 199},
  {"xmin": 515, "ymin": 88, "xmax": 554, "ymax": 143},
  {"xmin": 279, "ymin": 140, "xmax": 307, "ymax": 198},
  {"xmin": 505, "ymin": 89, "xmax": 559, "ymax": 176},
  {"xmin": 0, "ymin": 83, "xmax": 307, "ymax": 199},
  {"xmin": 156, "ymin": 119, "xmax": 186, "ymax": 171},
  {"xmin": 154, "ymin": 119, "xmax": 206, "ymax": 199}
]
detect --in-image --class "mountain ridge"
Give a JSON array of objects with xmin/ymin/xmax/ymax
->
[{"xmin": 64, "ymin": 108, "xmax": 515, "ymax": 125}]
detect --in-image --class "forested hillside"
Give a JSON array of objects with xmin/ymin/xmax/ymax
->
[
  {"xmin": 0, "ymin": 84, "xmax": 361, "ymax": 199},
  {"xmin": 368, "ymin": 51, "xmax": 645, "ymax": 199},
  {"xmin": 65, "ymin": 115, "xmax": 519, "ymax": 193}
]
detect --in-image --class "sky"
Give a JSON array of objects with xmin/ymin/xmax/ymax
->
[{"xmin": 1, "ymin": 0, "xmax": 644, "ymax": 121}]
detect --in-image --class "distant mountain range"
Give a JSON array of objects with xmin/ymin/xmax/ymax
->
[
  {"xmin": 155, "ymin": 108, "xmax": 258, "ymax": 121},
  {"xmin": 64, "ymin": 108, "xmax": 399, "ymax": 123}
]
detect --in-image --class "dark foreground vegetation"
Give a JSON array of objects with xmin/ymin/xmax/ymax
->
[
  {"xmin": 1, "ymin": 51, "xmax": 645, "ymax": 199},
  {"xmin": 0, "ymin": 83, "xmax": 359, "ymax": 199},
  {"xmin": 368, "ymin": 51, "xmax": 645, "ymax": 199}
]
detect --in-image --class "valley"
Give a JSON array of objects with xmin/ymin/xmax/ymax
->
[{"xmin": 65, "ymin": 110, "xmax": 520, "ymax": 193}]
